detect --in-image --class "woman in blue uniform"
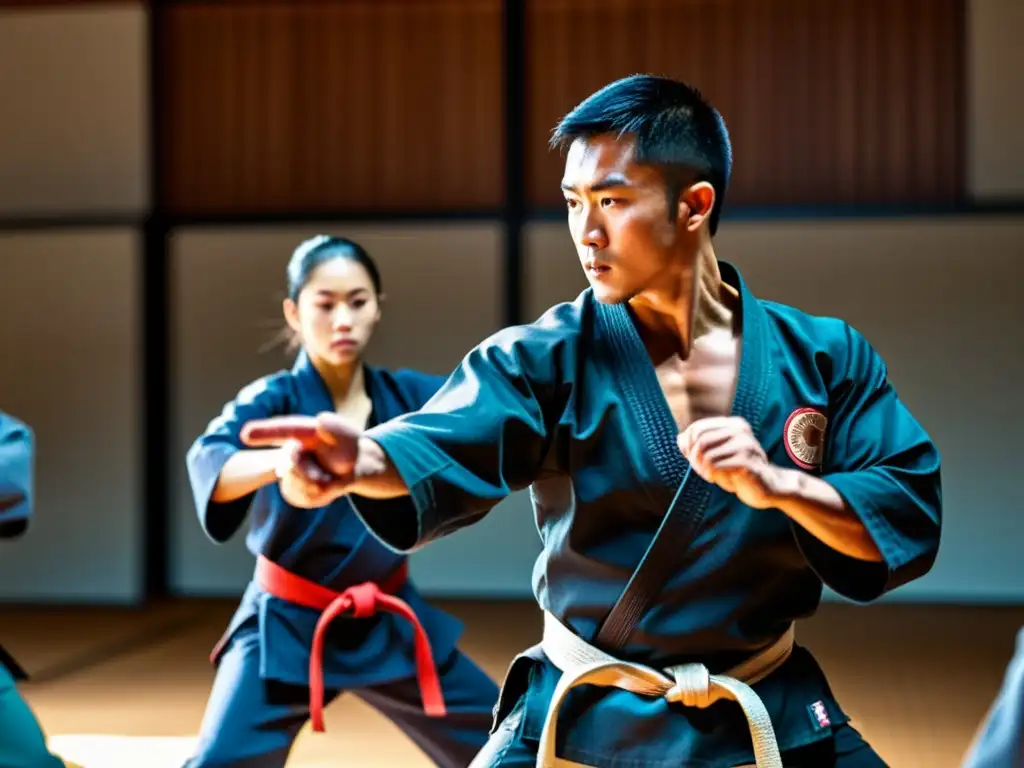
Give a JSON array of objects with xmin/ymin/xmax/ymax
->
[{"xmin": 182, "ymin": 235, "xmax": 499, "ymax": 768}]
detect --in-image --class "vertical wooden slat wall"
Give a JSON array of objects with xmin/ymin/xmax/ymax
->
[
  {"xmin": 526, "ymin": 0, "xmax": 964, "ymax": 210},
  {"xmin": 157, "ymin": 0, "xmax": 963, "ymax": 215},
  {"xmin": 159, "ymin": 0, "xmax": 504, "ymax": 215}
]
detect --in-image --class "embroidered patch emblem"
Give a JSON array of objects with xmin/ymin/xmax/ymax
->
[
  {"xmin": 784, "ymin": 407, "xmax": 827, "ymax": 469},
  {"xmin": 808, "ymin": 700, "xmax": 831, "ymax": 731}
]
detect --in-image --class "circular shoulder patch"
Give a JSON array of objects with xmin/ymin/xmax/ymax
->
[{"xmin": 784, "ymin": 407, "xmax": 828, "ymax": 470}]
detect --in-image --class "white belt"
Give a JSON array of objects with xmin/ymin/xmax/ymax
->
[{"xmin": 537, "ymin": 611, "xmax": 795, "ymax": 768}]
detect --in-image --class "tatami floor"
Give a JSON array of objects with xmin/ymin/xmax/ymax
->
[{"xmin": 4, "ymin": 599, "xmax": 1022, "ymax": 768}]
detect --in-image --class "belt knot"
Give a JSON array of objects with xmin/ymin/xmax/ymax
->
[{"xmin": 665, "ymin": 664, "xmax": 726, "ymax": 708}]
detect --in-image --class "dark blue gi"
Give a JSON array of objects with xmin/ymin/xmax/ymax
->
[
  {"xmin": 183, "ymin": 351, "xmax": 499, "ymax": 767},
  {"xmin": 962, "ymin": 627, "xmax": 1024, "ymax": 768},
  {"xmin": 348, "ymin": 262, "xmax": 942, "ymax": 767},
  {"xmin": 0, "ymin": 411, "xmax": 66, "ymax": 768}
]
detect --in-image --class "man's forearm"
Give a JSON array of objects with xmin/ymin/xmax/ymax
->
[
  {"xmin": 770, "ymin": 468, "xmax": 884, "ymax": 562},
  {"xmin": 345, "ymin": 437, "xmax": 411, "ymax": 499}
]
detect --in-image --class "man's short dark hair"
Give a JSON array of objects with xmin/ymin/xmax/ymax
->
[{"xmin": 550, "ymin": 74, "xmax": 732, "ymax": 236}]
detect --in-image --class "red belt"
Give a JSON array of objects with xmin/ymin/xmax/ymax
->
[{"xmin": 254, "ymin": 555, "xmax": 446, "ymax": 732}]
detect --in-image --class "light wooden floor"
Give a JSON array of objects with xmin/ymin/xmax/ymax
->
[{"xmin": 4, "ymin": 599, "xmax": 1022, "ymax": 768}]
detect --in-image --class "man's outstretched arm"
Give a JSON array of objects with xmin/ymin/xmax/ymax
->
[{"xmin": 241, "ymin": 323, "xmax": 570, "ymax": 552}]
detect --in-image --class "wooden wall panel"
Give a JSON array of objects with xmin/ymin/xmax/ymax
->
[
  {"xmin": 0, "ymin": 1, "xmax": 139, "ymax": 7},
  {"xmin": 160, "ymin": 0, "xmax": 503, "ymax": 215},
  {"xmin": 0, "ymin": 3, "xmax": 148, "ymax": 216},
  {"xmin": 527, "ymin": 0, "xmax": 964, "ymax": 209}
]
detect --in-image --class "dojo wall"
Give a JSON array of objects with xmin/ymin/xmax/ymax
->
[
  {"xmin": 967, "ymin": 0, "xmax": 1024, "ymax": 200},
  {"xmin": 0, "ymin": 4, "xmax": 148, "ymax": 603},
  {"xmin": 0, "ymin": 1, "xmax": 1022, "ymax": 605}
]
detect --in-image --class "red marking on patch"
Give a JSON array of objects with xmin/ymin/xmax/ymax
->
[
  {"xmin": 784, "ymin": 407, "xmax": 828, "ymax": 470},
  {"xmin": 810, "ymin": 700, "xmax": 831, "ymax": 729}
]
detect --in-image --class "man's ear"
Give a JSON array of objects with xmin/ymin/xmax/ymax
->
[{"xmin": 677, "ymin": 181, "xmax": 715, "ymax": 232}]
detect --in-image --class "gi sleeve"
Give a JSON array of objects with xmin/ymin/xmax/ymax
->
[
  {"xmin": 961, "ymin": 626, "xmax": 1024, "ymax": 768},
  {"xmin": 185, "ymin": 374, "xmax": 290, "ymax": 543},
  {"xmin": 794, "ymin": 323, "xmax": 942, "ymax": 602},
  {"xmin": 350, "ymin": 325, "xmax": 567, "ymax": 553},
  {"xmin": 0, "ymin": 412, "xmax": 33, "ymax": 540}
]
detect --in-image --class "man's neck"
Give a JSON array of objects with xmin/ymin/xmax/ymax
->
[{"xmin": 629, "ymin": 246, "xmax": 737, "ymax": 360}]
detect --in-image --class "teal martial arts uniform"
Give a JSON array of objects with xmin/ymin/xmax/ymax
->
[
  {"xmin": 962, "ymin": 627, "xmax": 1024, "ymax": 767},
  {"xmin": 0, "ymin": 411, "xmax": 66, "ymax": 768},
  {"xmin": 348, "ymin": 262, "xmax": 942, "ymax": 767}
]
